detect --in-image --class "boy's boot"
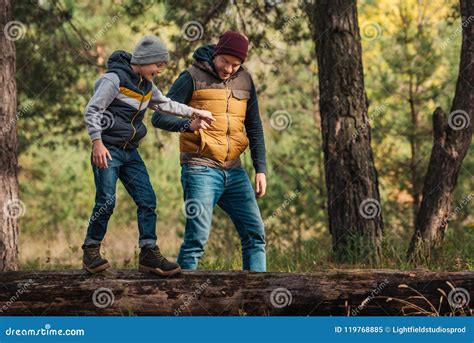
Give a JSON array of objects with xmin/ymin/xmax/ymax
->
[
  {"xmin": 82, "ymin": 244, "xmax": 111, "ymax": 273},
  {"xmin": 139, "ymin": 245, "xmax": 181, "ymax": 276}
]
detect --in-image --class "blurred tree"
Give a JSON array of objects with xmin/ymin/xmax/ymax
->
[
  {"xmin": 358, "ymin": 0, "xmax": 466, "ymax": 253},
  {"xmin": 309, "ymin": 0, "xmax": 384, "ymax": 264},
  {"xmin": 0, "ymin": 0, "xmax": 19, "ymax": 271},
  {"xmin": 376, "ymin": 0, "xmax": 453, "ymax": 228},
  {"xmin": 391, "ymin": 1, "xmax": 438, "ymax": 223},
  {"xmin": 408, "ymin": 0, "xmax": 473, "ymax": 262}
]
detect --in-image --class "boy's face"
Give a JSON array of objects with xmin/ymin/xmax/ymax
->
[
  {"xmin": 213, "ymin": 54, "xmax": 242, "ymax": 80},
  {"xmin": 135, "ymin": 62, "xmax": 167, "ymax": 81}
]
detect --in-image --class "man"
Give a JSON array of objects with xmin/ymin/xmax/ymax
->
[{"xmin": 152, "ymin": 31, "xmax": 267, "ymax": 272}]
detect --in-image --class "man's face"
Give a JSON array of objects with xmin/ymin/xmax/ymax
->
[
  {"xmin": 136, "ymin": 62, "xmax": 167, "ymax": 81},
  {"xmin": 213, "ymin": 54, "xmax": 242, "ymax": 80}
]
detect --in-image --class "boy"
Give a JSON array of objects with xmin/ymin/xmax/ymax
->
[{"xmin": 82, "ymin": 35, "xmax": 213, "ymax": 276}]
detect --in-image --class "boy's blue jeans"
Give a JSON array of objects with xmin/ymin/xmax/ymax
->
[
  {"xmin": 84, "ymin": 146, "xmax": 157, "ymax": 248},
  {"xmin": 177, "ymin": 164, "xmax": 266, "ymax": 272}
]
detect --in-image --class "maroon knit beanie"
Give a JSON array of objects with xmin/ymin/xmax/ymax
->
[{"xmin": 214, "ymin": 31, "xmax": 249, "ymax": 63}]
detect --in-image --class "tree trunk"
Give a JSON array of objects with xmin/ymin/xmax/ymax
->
[
  {"xmin": 0, "ymin": 269, "xmax": 472, "ymax": 316},
  {"xmin": 0, "ymin": 0, "xmax": 19, "ymax": 271},
  {"xmin": 408, "ymin": 74, "xmax": 421, "ymax": 226},
  {"xmin": 309, "ymin": 0, "xmax": 383, "ymax": 263},
  {"xmin": 407, "ymin": 0, "xmax": 474, "ymax": 262}
]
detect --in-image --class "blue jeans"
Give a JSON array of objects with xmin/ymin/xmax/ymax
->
[
  {"xmin": 178, "ymin": 165, "xmax": 266, "ymax": 272},
  {"xmin": 84, "ymin": 146, "xmax": 157, "ymax": 248}
]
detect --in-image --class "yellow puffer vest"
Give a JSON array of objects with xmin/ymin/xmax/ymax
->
[{"xmin": 179, "ymin": 62, "xmax": 252, "ymax": 164}]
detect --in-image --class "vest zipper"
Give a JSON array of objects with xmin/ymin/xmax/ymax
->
[
  {"xmin": 123, "ymin": 78, "xmax": 144, "ymax": 149},
  {"xmin": 224, "ymin": 81, "xmax": 231, "ymax": 161}
]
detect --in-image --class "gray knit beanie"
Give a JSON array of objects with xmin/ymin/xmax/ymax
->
[{"xmin": 131, "ymin": 35, "xmax": 169, "ymax": 65}]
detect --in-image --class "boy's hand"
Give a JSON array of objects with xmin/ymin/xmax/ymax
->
[
  {"xmin": 189, "ymin": 117, "xmax": 213, "ymax": 131},
  {"xmin": 255, "ymin": 173, "xmax": 266, "ymax": 198},
  {"xmin": 192, "ymin": 109, "xmax": 215, "ymax": 122},
  {"xmin": 92, "ymin": 139, "xmax": 112, "ymax": 169}
]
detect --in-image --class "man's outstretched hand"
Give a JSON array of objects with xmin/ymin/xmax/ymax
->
[
  {"xmin": 188, "ymin": 117, "xmax": 266, "ymax": 199},
  {"xmin": 189, "ymin": 117, "xmax": 214, "ymax": 131},
  {"xmin": 192, "ymin": 109, "xmax": 215, "ymax": 122},
  {"xmin": 255, "ymin": 173, "xmax": 266, "ymax": 198}
]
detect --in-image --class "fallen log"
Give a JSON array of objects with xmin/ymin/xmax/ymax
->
[{"xmin": 0, "ymin": 269, "xmax": 472, "ymax": 316}]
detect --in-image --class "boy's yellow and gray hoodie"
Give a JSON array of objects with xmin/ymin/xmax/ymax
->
[{"xmin": 84, "ymin": 49, "xmax": 195, "ymax": 149}]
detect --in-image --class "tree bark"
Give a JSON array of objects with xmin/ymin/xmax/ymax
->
[
  {"xmin": 0, "ymin": 269, "xmax": 472, "ymax": 316},
  {"xmin": 408, "ymin": 73, "xmax": 421, "ymax": 226},
  {"xmin": 408, "ymin": 0, "xmax": 474, "ymax": 262},
  {"xmin": 309, "ymin": 0, "xmax": 383, "ymax": 263},
  {"xmin": 0, "ymin": 0, "xmax": 19, "ymax": 271}
]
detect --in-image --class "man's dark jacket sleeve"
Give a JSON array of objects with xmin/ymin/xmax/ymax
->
[{"xmin": 244, "ymin": 80, "xmax": 266, "ymax": 174}]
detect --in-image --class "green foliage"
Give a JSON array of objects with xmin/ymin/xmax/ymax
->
[{"xmin": 14, "ymin": 0, "xmax": 472, "ymax": 271}]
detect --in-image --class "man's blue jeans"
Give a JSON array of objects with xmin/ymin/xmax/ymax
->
[
  {"xmin": 177, "ymin": 164, "xmax": 266, "ymax": 272},
  {"xmin": 84, "ymin": 146, "xmax": 157, "ymax": 248}
]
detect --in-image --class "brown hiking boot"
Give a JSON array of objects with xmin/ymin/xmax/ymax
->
[
  {"xmin": 82, "ymin": 244, "xmax": 110, "ymax": 273},
  {"xmin": 138, "ymin": 245, "xmax": 181, "ymax": 276}
]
